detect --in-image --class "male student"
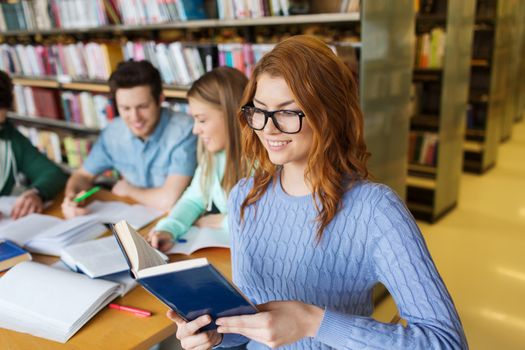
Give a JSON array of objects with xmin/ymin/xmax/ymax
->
[
  {"xmin": 62, "ymin": 60, "xmax": 197, "ymax": 217},
  {"xmin": 0, "ymin": 70, "xmax": 68, "ymax": 219}
]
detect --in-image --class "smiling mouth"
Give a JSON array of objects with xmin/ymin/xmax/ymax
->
[
  {"xmin": 266, "ymin": 139, "xmax": 291, "ymax": 149},
  {"xmin": 268, "ymin": 140, "xmax": 290, "ymax": 147}
]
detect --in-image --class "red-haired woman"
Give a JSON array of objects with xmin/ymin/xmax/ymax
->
[{"xmin": 168, "ymin": 35, "xmax": 467, "ymax": 350}]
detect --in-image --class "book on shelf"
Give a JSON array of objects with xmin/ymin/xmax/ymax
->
[
  {"xmin": 0, "ymin": 0, "xmax": 217, "ymax": 31},
  {"xmin": 63, "ymin": 136, "xmax": 93, "ymax": 169},
  {"xmin": 0, "ymin": 261, "xmax": 121, "ymax": 343},
  {"xmin": 415, "ymin": 27, "xmax": 446, "ymax": 69},
  {"xmin": 15, "ymin": 125, "xmax": 94, "ymax": 169},
  {"xmin": 60, "ymin": 91, "xmax": 114, "ymax": 128},
  {"xmin": 13, "ymin": 85, "xmax": 62, "ymax": 120},
  {"xmin": 466, "ymin": 103, "xmax": 487, "ymax": 130},
  {"xmin": 408, "ymin": 132, "xmax": 439, "ymax": 167},
  {"xmin": 1, "ymin": 42, "xmax": 123, "ymax": 80},
  {"xmin": 0, "ymin": 240, "xmax": 32, "ymax": 272},
  {"xmin": 15, "ymin": 126, "xmax": 62, "ymax": 164},
  {"xmin": 112, "ymin": 220, "xmax": 257, "ymax": 330},
  {"xmin": 217, "ymin": 0, "xmax": 299, "ymax": 19}
]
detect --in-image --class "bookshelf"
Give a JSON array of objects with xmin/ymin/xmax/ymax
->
[
  {"xmin": 515, "ymin": 1, "xmax": 525, "ymax": 122},
  {"xmin": 12, "ymin": 76, "xmax": 189, "ymax": 98},
  {"xmin": 6, "ymin": 112, "xmax": 100, "ymax": 134},
  {"xmin": 1, "ymin": 13, "xmax": 361, "ymax": 35},
  {"xmin": 514, "ymin": 2, "xmax": 525, "ymax": 123},
  {"xmin": 1, "ymin": 0, "xmax": 414, "ymax": 198},
  {"xmin": 407, "ymin": 0, "xmax": 476, "ymax": 222},
  {"xmin": 463, "ymin": 0, "xmax": 520, "ymax": 173},
  {"xmin": 500, "ymin": 0, "xmax": 524, "ymax": 140}
]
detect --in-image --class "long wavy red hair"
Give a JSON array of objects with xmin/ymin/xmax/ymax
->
[{"xmin": 239, "ymin": 35, "xmax": 371, "ymax": 240}]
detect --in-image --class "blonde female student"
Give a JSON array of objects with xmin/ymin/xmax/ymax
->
[
  {"xmin": 168, "ymin": 36, "xmax": 467, "ymax": 349},
  {"xmin": 148, "ymin": 67, "xmax": 248, "ymax": 252}
]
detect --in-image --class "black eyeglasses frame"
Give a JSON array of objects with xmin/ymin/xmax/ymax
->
[{"xmin": 241, "ymin": 105, "xmax": 306, "ymax": 134}]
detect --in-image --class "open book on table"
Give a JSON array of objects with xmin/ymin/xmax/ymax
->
[
  {"xmin": 0, "ymin": 213, "xmax": 106, "ymax": 256},
  {"xmin": 87, "ymin": 200, "xmax": 163, "ymax": 229},
  {"xmin": 60, "ymin": 235, "xmax": 167, "ymax": 279},
  {"xmin": 111, "ymin": 220, "xmax": 257, "ymax": 330},
  {"xmin": 0, "ymin": 199, "xmax": 162, "ymax": 257},
  {"xmin": 0, "ymin": 261, "xmax": 120, "ymax": 343},
  {"xmin": 167, "ymin": 226, "xmax": 230, "ymax": 255}
]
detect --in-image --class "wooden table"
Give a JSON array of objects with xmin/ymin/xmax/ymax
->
[{"xmin": 0, "ymin": 190, "xmax": 231, "ymax": 350}]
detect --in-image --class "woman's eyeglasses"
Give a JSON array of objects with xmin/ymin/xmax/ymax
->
[{"xmin": 241, "ymin": 105, "xmax": 305, "ymax": 134}]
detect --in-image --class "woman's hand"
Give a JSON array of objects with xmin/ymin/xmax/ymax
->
[
  {"xmin": 147, "ymin": 230, "xmax": 175, "ymax": 252},
  {"xmin": 194, "ymin": 214, "xmax": 225, "ymax": 229},
  {"xmin": 216, "ymin": 301, "xmax": 324, "ymax": 349},
  {"xmin": 11, "ymin": 189, "xmax": 44, "ymax": 219},
  {"xmin": 167, "ymin": 310, "xmax": 223, "ymax": 350}
]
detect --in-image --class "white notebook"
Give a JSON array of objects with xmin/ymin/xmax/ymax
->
[
  {"xmin": 167, "ymin": 226, "xmax": 230, "ymax": 255},
  {"xmin": 61, "ymin": 235, "xmax": 168, "ymax": 278},
  {"xmin": 0, "ymin": 261, "xmax": 120, "ymax": 343},
  {"xmin": 60, "ymin": 236, "xmax": 130, "ymax": 278},
  {"xmin": 87, "ymin": 201, "xmax": 163, "ymax": 229},
  {"xmin": 53, "ymin": 260, "xmax": 137, "ymax": 297},
  {"xmin": 0, "ymin": 214, "xmax": 106, "ymax": 256}
]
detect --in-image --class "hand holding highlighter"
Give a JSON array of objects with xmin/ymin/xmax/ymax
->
[{"xmin": 73, "ymin": 186, "xmax": 101, "ymax": 203}]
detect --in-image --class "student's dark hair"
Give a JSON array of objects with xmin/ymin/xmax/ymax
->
[
  {"xmin": 108, "ymin": 60, "xmax": 163, "ymax": 103},
  {"xmin": 0, "ymin": 70, "xmax": 13, "ymax": 109}
]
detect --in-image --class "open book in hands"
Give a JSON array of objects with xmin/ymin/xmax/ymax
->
[{"xmin": 111, "ymin": 220, "xmax": 257, "ymax": 330}]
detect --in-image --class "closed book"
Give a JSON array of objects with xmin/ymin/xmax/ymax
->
[
  {"xmin": 33, "ymin": 88, "xmax": 63, "ymax": 120},
  {"xmin": 111, "ymin": 220, "xmax": 257, "ymax": 331},
  {"xmin": 0, "ymin": 240, "xmax": 31, "ymax": 272}
]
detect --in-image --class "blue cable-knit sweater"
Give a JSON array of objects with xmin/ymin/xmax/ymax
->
[{"xmin": 220, "ymin": 177, "xmax": 467, "ymax": 349}]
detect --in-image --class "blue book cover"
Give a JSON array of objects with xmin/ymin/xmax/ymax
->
[
  {"xmin": 140, "ymin": 262, "xmax": 257, "ymax": 331},
  {"xmin": 179, "ymin": 0, "xmax": 207, "ymax": 20},
  {"xmin": 0, "ymin": 240, "xmax": 31, "ymax": 272},
  {"xmin": 111, "ymin": 221, "xmax": 257, "ymax": 331}
]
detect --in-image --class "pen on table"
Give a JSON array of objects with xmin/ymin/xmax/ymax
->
[
  {"xmin": 73, "ymin": 186, "xmax": 101, "ymax": 203},
  {"xmin": 108, "ymin": 303, "xmax": 152, "ymax": 317}
]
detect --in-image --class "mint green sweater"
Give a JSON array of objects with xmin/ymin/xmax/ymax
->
[{"xmin": 154, "ymin": 151, "xmax": 228, "ymax": 239}]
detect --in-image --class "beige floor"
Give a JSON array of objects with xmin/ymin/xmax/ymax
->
[{"xmin": 375, "ymin": 120, "xmax": 525, "ymax": 349}]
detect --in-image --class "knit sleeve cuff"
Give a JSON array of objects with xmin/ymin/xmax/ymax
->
[{"xmin": 315, "ymin": 308, "xmax": 352, "ymax": 348}]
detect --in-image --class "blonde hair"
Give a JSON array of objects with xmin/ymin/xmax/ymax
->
[{"xmin": 187, "ymin": 67, "xmax": 248, "ymax": 199}]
